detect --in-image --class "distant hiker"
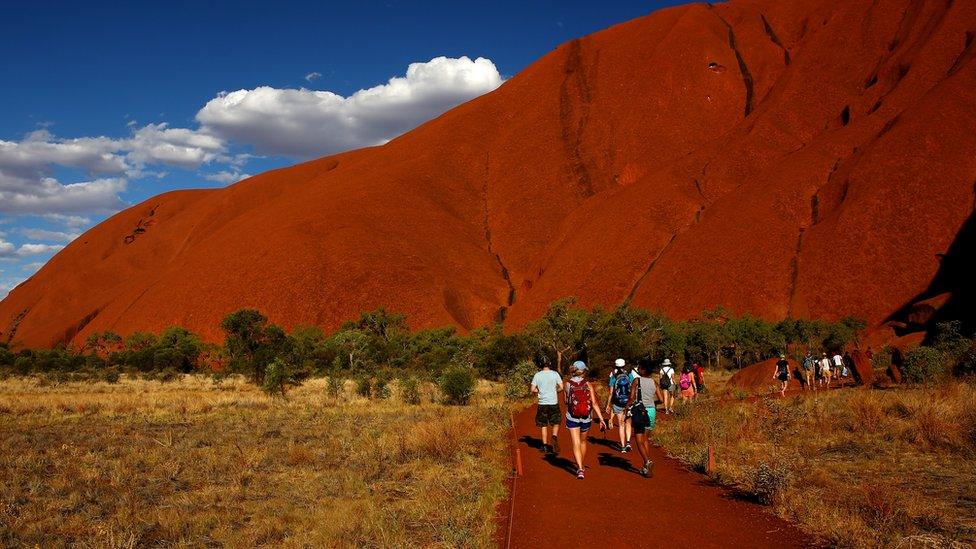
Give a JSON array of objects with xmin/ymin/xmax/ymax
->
[
  {"xmin": 832, "ymin": 352, "xmax": 844, "ymax": 384},
  {"xmin": 531, "ymin": 357, "xmax": 563, "ymax": 455},
  {"xmin": 605, "ymin": 358, "xmax": 634, "ymax": 453},
  {"xmin": 692, "ymin": 361, "xmax": 706, "ymax": 395},
  {"xmin": 564, "ymin": 361, "xmax": 607, "ymax": 479},
  {"xmin": 659, "ymin": 359, "xmax": 677, "ymax": 414},
  {"xmin": 801, "ymin": 350, "xmax": 817, "ymax": 390},
  {"xmin": 820, "ymin": 353, "xmax": 832, "ymax": 387},
  {"xmin": 842, "ymin": 352, "xmax": 854, "ymax": 379},
  {"xmin": 773, "ymin": 353, "xmax": 790, "ymax": 397},
  {"xmin": 866, "ymin": 346, "xmax": 874, "ymax": 365},
  {"xmin": 679, "ymin": 363, "xmax": 697, "ymax": 402},
  {"xmin": 627, "ymin": 359, "xmax": 665, "ymax": 477}
]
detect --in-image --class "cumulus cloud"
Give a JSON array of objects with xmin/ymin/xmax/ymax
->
[
  {"xmin": 305, "ymin": 71, "xmax": 322, "ymax": 82},
  {"xmin": 203, "ymin": 170, "xmax": 250, "ymax": 184},
  {"xmin": 197, "ymin": 56, "xmax": 503, "ymax": 158},
  {"xmin": 42, "ymin": 214, "xmax": 91, "ymax": 230},
  {"xmin": 20, "ymin": 228, "xmax": 80, "ymax": 242},
  {"xmin": 0, "ymin": 238, "xmax": 64, "ymax": 258},
  {"xmin": 0, "ymin": 177, "xmax": 127, "ymax": 214}
]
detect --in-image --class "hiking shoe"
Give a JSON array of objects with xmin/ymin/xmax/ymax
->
[
  {"xmin": 625, "ymin": 443, "xmax": 632, "ymax": 453},
  {"xmin": 551, "ymin": 436, "xmax": 560, "ymax": 454},
  {"xmin": 642, "ymin": 460, "xmax": 654, "ymax": 478},
  {"xmin": 577, "ymin": 469, "xmax": 585, "ymax": 480}
]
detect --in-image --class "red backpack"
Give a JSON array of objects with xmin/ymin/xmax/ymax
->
[{"xmin": 567, "ymin": 379, "xmax": 592, "ymax": 419}]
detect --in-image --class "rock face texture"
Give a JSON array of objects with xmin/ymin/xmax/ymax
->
[
  {"xmin": 727, "ymin": 358, "xmax": 803, "ymax": 393},
  {"xmin": 2, "ymin": 0, "xmax": 975, "ymax": 347}
]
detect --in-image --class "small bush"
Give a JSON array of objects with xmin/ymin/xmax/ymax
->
[
  {"xmin": 356, "ymin": 375, "xmax": 372, "ymax": 399},
  {"xmin": 901, "ymin": 346, "xmax": 949, "ymax": 383},
  {"xmin": 751, "ymin": 460, "xmax": 792, "ymax": 504},
  {"xmin": 262, "ymin": 358, "xmax": 288, "ymax": 397},
  {"xmin": 101, "ymin": 367, "xmax": 121, "ymax": 384},
  {"xmin": 400, "ymin": 376, "xmax": 422, "ymax": 405},
  {"xmin": 440, "ymin": 366, "xmax": 476, "ymax": 405},
  {"xmin": 504, "ymin": 361, "xmax": 537, "ymax": 400},
  {"xmin": 374, "ymin": 376, "xmax": 391, "ymax": 400},
  {"xmin": 326, "ymin": 374, "xmax": 344, "ymax": 402}
]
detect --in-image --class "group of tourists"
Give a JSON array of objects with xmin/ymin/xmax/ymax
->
[
  {"xmin": 530, "ymin": 355, "xmax": 698, "ymax": 480},
  {"xmin": 774, "ymin": 349, "xmax": 864, "ymax": 396}
]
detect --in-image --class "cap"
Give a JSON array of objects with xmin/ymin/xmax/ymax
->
[
  {"xmin": 614, "ymin": 358, "xmax": 626, "ymax": 368},
  {"xmin": 572, "ymin": 360, "xmax": 587, "ymax": 372}
]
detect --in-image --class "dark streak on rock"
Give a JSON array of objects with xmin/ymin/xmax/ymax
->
[
  {"xmin": 482, "ymin": 152, "xmax": 516, "ymax": 323},
  {"xmin": 710, "ymin": 8, "xmax": 755, "ymax": 117},
  {"xmin": 760, "ymin": 13, "xmax": 791, "ymax": 65},
  {"xmin": 625, "ymin": 233, "xmax": 678, "ymax": 305},
  {"xmin": 559, "ymin": 39, "xmax": 596, "ymax": 197},
  {"xmin": 948, "ymin": 31, "xmax": 975, "ymax": 76},
  {"xmin": 787, "ymin": 228, "xmax": 806, "ymax": 318}
]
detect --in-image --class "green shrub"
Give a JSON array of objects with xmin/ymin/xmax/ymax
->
[
  {"xmin": 400, "ymin": 376, "xmax": 422, "ymax": 405},
  {"xmin": 356, "ymin": 375, "xmax": 372, "ymax": 398},
  {"xmin": 102, "ymin": 367, "xmax": 121, "ymax": 384},
  {"xmin": 373, "ymin": 376, "xmax": 391, "ymax": 400},
  {"xmin": 439, "ymin": 366, "xmax": 476, "ymax": 405},
  {"xmin": 326, "ymin": 374, "xmax": 344, "ymax": 402},
  {"xmin": 901, "ymin": 346, "xmax": 949, "ymax": 383},
  {"xmin": 505, "ymin": 360, "xmax": 537, "ymax": 400},
  {"xmin": 752, "ymin": 460, "xmax": 792, "ymax": 504},
  {"xmin": 262, "ymin": 358, "xmax": 288, "ymax": 397}
]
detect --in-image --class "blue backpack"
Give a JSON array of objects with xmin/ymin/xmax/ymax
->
[{"xmin": 612, "ymin": 370, "xmax": 631, "ymax": 406}]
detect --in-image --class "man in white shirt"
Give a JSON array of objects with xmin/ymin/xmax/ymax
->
[{"xmin": 531, "ymin": 358, "xmax": 564, "ymax": 455}]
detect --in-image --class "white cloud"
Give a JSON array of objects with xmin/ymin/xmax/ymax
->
[
  {"xmin": 204, "ymin": 170, "xmax": 250, "ymax": 184},
  {"xmin": 126, "ymin": 123, "xmax": 224, "ymax": 169},
  {"xmin": 20, "ymin": 228, "xmax": 80, "ymax": 242},
  {"xmin": 0, "ymin": 239, "xmax": 63, "ymax": 258},
  {"xmin": 0, "ymin": 177, "xmax": 127, "ymax": 214},
  {"xmin": 305, "ymin": 71, "xmax": 322, "ymax": 82},
  {"xmin": 197, "ymin": 56, "xmax": 503, "ymax": 158},
  {"xmin": 42, "ymin": 214, "xmax": 91, "ymax": 230}
]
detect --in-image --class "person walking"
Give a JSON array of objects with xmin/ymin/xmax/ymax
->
[
  {"xmin": 605, "ymin": 358, "xmax": 634, "ymax": 453},
  {"xmin": 564, "ymin": 361, "xmax": 607, "ymax": 479},
  {"xmin": 820, "ymin": 352, "xmax": 833, "ymax": 388},
  {"xmin": 801, "ymin": 350, "xmax": 817, "ymax": 391},
  {"xmin": 832, "ymin": 352, "xmax": 845, "ymax": 384},
  {"xmin": 692, "ymin": 361, "xmax": 706, "ymax": 396},
  {"xmin": 627, "ymin": 359, "xmax": 665, "ymax": 477},
  {"xmin": 659, "ymin": 359, "xmax": 677, "ymax": 414},
  {"xmin": 530, "ymin": 357, "xmax": 563, "ymax": 455},
  {"xmin": 679, "ymin": 362, "xmax": 697, "ymax": 403},
  {"xmin": 773, "ymin": 352, "xmax": 790, "ymax": 397}
]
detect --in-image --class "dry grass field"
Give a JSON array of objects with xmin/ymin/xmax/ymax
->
[
  {"xmin": 0, "ymin": 376, "xmax": 510, "ymax": 548},
  {"xmin": 653, "ymin": 379, "xmax": 976, "ymax": 548}
]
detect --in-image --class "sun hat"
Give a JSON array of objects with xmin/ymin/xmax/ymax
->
[
  {"xmin": 572, "ymin": 360, "xmax": 587, "ymax": 372},
  {"xmin": 662, "ymin": 358, "xmax": 672, "ymax": 366},
  {"xmin": 780, "ymin": 352, "xmax": 786, "ymax": 358},
  {"xmin": 614, "ymin": 358, "xmax": 626, "ymax": 368}
]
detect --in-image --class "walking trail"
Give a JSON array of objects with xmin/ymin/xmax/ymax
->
[{"xmin": 501, "ymin": 406, "xmax": 809, "ymax": 548}]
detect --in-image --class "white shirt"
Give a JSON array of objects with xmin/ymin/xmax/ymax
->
[
  {"xmin": 832, "ymin": 354, "xmax": 843, "ymax": 366},
  {"xmin": 820, "ymin": 358, "xmax": 831, "ymax": 370}
]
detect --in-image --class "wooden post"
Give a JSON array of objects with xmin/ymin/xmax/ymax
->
[
  {"xmin": 707, "ymin": 445, "xmax": 716, "ymax": 475},
  {"xmin": 515, "ymin": 448, "xmax": 524, "ymax": 477}
]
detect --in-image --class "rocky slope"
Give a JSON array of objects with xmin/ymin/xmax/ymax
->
[{"xmin": 2, "ymin": 0, "xmax": 974, "ymax": 347}]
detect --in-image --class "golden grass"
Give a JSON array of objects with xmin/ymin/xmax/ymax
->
[
  {"xmin": 0, "ymin": 376, "xmax": 510, "ymax": 547},
  {"xmin": 653, "ymin": 382, "xmax": 976, "ymax": 548}
]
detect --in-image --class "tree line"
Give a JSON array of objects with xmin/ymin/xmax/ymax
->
[{"xmin": 0, "ymin": 297, "xmax": 873, "ymax": 393}]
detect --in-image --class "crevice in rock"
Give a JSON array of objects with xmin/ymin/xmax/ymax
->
[
  {"xmin": 693, "ymin": 178, "xmax": 706, "ymax": 199},
  {"xmin": 61, "ymin": 309, "xmax": 100, "ymax": 346},
  {"xmin": 787, "ymin": 228, "xmax": 806, "ymax": 318},
  {"xmin": 481, "ymin": 152, "xmax": 516, "ymax": 321},
  {"xmin": 624, "ymin": 233, "xmax": 678, "ymax": 305},
  {"xmin": 948, "ymin": 30, "xmax": 975, "ymax": 76},
  {"xmin": 710, "ymin": 8, "xmax": 755, "ymax": 117},
  {"xmin": 840, "ymin": 105, "xmax": 851, "ymax": 126},
  {"xmin": 760, "ymin": 13, "xmax": 791, "ymax": 65},
  {"xmin": 3, "ymin": 308, "xmax": 30, "ymax": 344},
  {"xmin": 559, "ymin": 38, "xmax": 596, "ymax": 197}
]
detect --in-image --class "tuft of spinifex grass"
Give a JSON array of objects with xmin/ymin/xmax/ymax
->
[
  {"xmin": 0, "ymin": 375, "xmax": 509, "ymax": 548},
  {"xmin": 653, "ymin": 381, "xmax": 976, "ymax": 548}
]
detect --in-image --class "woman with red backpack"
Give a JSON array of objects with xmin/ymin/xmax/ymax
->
[
  {"xmin": 679, "ymin": 363, "xmax": 698, "ymax": 403},
  {"xmin": 564, "ymin": 360, "xmax": 607, "ymax": 480}
]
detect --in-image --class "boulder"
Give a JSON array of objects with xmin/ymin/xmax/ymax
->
[{"xmin": 848, "ymin": 350, "xmax": 874, "ymax": 386}]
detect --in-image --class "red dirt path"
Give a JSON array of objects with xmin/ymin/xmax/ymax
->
[{"xmin": 502, "ymin": 406, "xmax": 808, "ymax": 548}]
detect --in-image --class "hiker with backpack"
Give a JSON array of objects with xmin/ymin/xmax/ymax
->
[
  {"xmin": 564, "ymin": 360, "xmax": 607, "ymax": 480},
  {"xmin": 820, "ymin": 352, "xmax": 832, "ymax": 388},
  {"xmin": 679, "ymin": 363, "xmax": 697, "ymax": 402},
  {"xmin": 692, "ymin": 361, "xmax": 706, "ymax": 396},
  {"xmin": 801, "ymin": 350, "xmax": 817, "ymax": 391},
  {"xmin": 604, "ymin": 358, "xmax": 635, "ymax": 453},
  {"xmin": 659, "ymin": 359, "xmax": 676, "ymax": 413},
  {"xmin": 530, "ymin": 355, "xmax": 563, "ymax": 456},
  {"xmin": 773, "ymin": 352, "xmax": 790, "ymax": 397},
  {"xmin": 627, "ymin": 358, "xmax": 665, "ymax": 477}
]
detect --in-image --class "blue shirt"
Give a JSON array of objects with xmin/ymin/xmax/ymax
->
[{"xmin": 531, "ymin": 369, "xmax": 562, "ymax": 405}]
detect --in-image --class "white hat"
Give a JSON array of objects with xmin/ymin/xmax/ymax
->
[
  {"xmin": 614, "ymin": 358, "xmax": 626, "ymax": 368},
  {"xmin": 662, "ymin": 358, "xmax": 672, "ymax": 366}
]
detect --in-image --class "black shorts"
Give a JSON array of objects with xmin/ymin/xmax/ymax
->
[
  {"xmin": 535, "ymin": 404, "xmax": 561, "ymax": 427},
  {"xmin": 631, "ymin": 404, "xmax": 656, "ymax": 434}
]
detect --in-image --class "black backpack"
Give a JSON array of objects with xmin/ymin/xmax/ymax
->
[{"xmin": 659, "ymin": 367, "xmax": 672, "ymax": 390}]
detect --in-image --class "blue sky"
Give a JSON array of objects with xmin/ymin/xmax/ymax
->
[{"xmin": 0, "ymin": 0, "xmax": 683, "ymax": 295}]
